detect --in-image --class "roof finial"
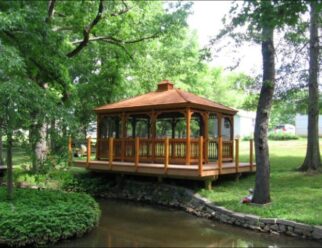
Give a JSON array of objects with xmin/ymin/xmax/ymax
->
[{"xmin": 157, "ymin": 80, "xmax": 174, "ymax": 91}]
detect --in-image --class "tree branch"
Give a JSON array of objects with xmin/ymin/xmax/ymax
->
[
  {"xmin": 101, "ymin": 39, "xmax": 134, "ymax": 60},
  {"xmin": 110, "ymin": 0, "xmax": 132, "ymax": 17},
  {"xmin": 67, "ymin": 0, "xmax": 105, "ymax": 58},
  {"xmin": 46, "ymin": 0, "xmax": 56, "ymax": 23},
  {"xmin": 71, "ymin": 32, "xmax": 161, "ymax": 45}
]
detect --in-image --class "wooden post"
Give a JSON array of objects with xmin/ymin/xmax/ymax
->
[
  {"xmin": 96, "ymin": 115, "xmax": 100, "ymax": 160},
  {"xmin": 217, "ymin": 113, "xmax": 222, "ymax": 139},
  {"xmin": 87, "ymin": 136, "xmax": 91, "ymax": 167},
  {"xmin": 235, "ymin": 138, "xmax": 239, "ymax": 173},
  {"xmin": 68, "ymin": 136, "xmax": 72, "ymax": 166},
  {"xmin": 186, "ymin": 108, "xmax": 191, "ymax": 165},
  {"xmin": 198, "ymin": 136, "xmax": 203, "ymax": 176},
  {"xmin": 151, "ymin": 112, "xmax": 157, "ymax": 163},
  {"xmin": 121, "ymin": 113, "xmax": 126, "ymax": 161},
  {"xmin": 164, "ymin": 137, "xmax": 169, "ymax": 174},
  {"xmin": 109, "ymin": 137, "xmax": 113, "ymax": 169},
  {"xmin": 203, "ymin": 113, "xmax": 209, "ymax": 164},
  {"xmin": 218, "ymin": 136, "xmax": 222, "ymax": 174},
  {"xmin": 230, "ymin": 116, "xmax": 234, "ymax": 160},
  {"xmin": 135, "ymin": 137, "xmax": 139, "ymax": 171},
  {"xmin": 250, "ymin": 139, "xmax": 254, "ymax": 171},
  {"xmin": 204, "ymin": 178, "xmax": 212, "ymax": 190}
]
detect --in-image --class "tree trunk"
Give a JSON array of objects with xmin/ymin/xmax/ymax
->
[
  {"xmin": 30, "ymin": 124, "xmax": 38, "ymax": 172},
  {"xmin": 35, "ymin": 123, "xmax": 48, "ymax": 168},
  {"xmin": 50, "ymin": 119, "xmax": 56, "ymax": 153},
  {"xmin": 30, "ymin": 122, "xmax": 48, "ymax": 172},
  {"xmin": 252, "ymin": 24, "xmax": 275, "ymax": 204},
  {"xmin": 0, "ymin": 127, "xmax": 3, "ymax": 165},
  {"xmin": 6, "ymin": 130, "xmax": 13, "ymax": 200},
  {"xmin": 299, "ymin": 1, "xmax": 321, "ymax": 172}
]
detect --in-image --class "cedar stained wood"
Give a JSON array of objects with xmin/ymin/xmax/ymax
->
[{"xmin": 95, "ymin": 81, "xmax": 237, "ymax": 114}]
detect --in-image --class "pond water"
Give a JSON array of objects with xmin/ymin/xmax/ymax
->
[{"xmin": 56, "ymin": 199, "xmax": 321, "ymax": 248}]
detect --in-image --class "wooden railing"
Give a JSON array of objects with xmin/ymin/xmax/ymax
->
[
  {"xmin": 207, "ymin": 138, "xmax": 233, "ymax": 161},
  {"xmin": 96, "ymin": 137, "xmax": 234, "ymax": 164},
  {"xmin": 68, "ymin": 136, "xmax": 255, "ymax": 175}
]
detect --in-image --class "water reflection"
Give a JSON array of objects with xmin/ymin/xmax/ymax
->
[{"xmin": 56, "ymin": 199, "xmax": 321, "ymax": 248}]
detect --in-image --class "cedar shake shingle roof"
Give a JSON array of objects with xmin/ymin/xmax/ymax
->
[{"xmin": 95, "ymin": 80, "xmax": 237, "ymax": 114}]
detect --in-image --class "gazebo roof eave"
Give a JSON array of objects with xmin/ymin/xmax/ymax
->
[{"xmin": 94, "ymin": 102, "xmax": 237, "ymax": 115}]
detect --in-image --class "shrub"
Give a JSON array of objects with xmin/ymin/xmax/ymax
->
[
  {"xmin": 62, "ymin": 172, "xmax": 115, "ymax": 195},
  {"xmin": 242, "ymin": 135, "xmax": 253, "ymax": 141},
  {"xmin": 268, "ymin": 132, "xmax": 299, "ymax": 140},
  {"xmin": 0, "ymin": 188, "xmax": 100, "ymax": 247}
]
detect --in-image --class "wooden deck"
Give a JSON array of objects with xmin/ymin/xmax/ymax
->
[{"xmin": 73, "ymin": 160, "xmax": 256, "ymax": 180}]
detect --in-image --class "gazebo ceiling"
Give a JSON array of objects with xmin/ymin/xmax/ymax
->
[{"xmin": 95, "ymin": 80, "xmax": 237, "ymax": 114}]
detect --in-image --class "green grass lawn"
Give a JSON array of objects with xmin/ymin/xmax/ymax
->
[{"xmin": 199, "ymin": 138, "xmax": 322, "ymax": 225}]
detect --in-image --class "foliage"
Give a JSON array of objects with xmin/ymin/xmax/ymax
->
[
  {"xmin": 199, "ymin": 139, "xmax": 322, "ymax": 225},
  {"xmin": 62, "ymin": 172, "xmax": 117, "ymax": 195},
  {"xmin": 268, "ymin": 132, "xmax": 299, "ymax": 140},
  {"xmin": 242, "ymin": 135, "xmax": 253, "ymax": 141},
  {"xmin": 0, "ymin": 188, "xmax": 100, "ymax": 247}
]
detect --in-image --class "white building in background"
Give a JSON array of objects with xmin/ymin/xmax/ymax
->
[
  {"xmin": 234, "ymin": 110, "xmax": 256, "ymax": 138},
  {"xmin": 295, "ymin": 114, "xmax": 322, "ymax": 136}
]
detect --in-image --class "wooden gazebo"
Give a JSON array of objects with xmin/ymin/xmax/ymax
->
[{"xmin": 72, "ymin": 81, "xmax": 255, "ymax": 189}]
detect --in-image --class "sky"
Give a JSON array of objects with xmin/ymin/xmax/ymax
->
[{"xmin": 187, "ymin": 1, "xmax": 261, "ymax": 75}]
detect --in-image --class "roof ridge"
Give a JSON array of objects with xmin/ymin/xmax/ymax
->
[
  {"xmin": 183, "ymin": 90, "xmax": 237, "ymax": 111},
  {"xmin": 175, "ymin": 88, "xmax": 191, "ymax": 103}
]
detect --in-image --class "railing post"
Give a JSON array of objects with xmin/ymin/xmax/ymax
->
[
  {"xmin": 109, "ymin": 137, "xmax": 114, "ymax": 169},
  {"xmin": 87, "ymin": 136, "xmax": 91, "ymax": 167},
  {"xmin": 218, "ymin": 136, "xmax": 222, "ymax": 174},
  {"xmin": 235, "ymin": 138, "xmax": 239, "ymax": 173},
  {"xmin": 250, "ymin": 139, "xmax": 254, "ymax": 171},
  {"xmin": 198, "ymin": 136, "xmax": 203, "ymax": 176},
  {"xmin": 164, "ymin": 138, "xmax": 169, "ymax": 174},
  {"xmin": 68, "ymin": 136, "xmax": 72, "ymax": 166},
  {"xmin": 135, "ymin": 137, "xmax": 140, "ymax": 171}
]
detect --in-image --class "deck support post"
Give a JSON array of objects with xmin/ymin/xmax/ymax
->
[
  {"xmin": 218, "ymin": 136, "xmax": 223, "ymax": 174},
  {"xmin": 164, "ymin": 137, "xmax": 169, "ymax": 174},
  {"xmin": 157, "ymin": 176, "xmax": 163, "ymax": 183},
  {"xmin": 186, "ymin": 108, "xmax": 191, "ymax": 165},
  {"xmin": 135, "ymin": 137, "xmax": 139, "ymax": 172},
  {"xmin": 235, "ymin": 138, "xmax": 239, "ymax": 173},
  {"xmin": 86, "ymin": 136, "xmax": 91, "ymax": 167},
  {"xmin": 68, "ymin": 136, "xmax": 72, "ymax": 166},
  {"xmin": 198, "ymin": 136, "xmax": 203, "ymax": 176},
  {"xmin": 235, "ymin": 173, "xmax": 242, "ymax": 182},
  {"xmin": 204, "ymin": 178, "xmax": 212, "ymax": 190},
  {"xmin": 109, "ymin": 137, "xmax": 113, "ymax": 169},
  {"xmin": 250, "ymin": 139, "xmax": 254, "ymax": 171}
]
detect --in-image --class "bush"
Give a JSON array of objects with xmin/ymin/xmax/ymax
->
[
  {"xmin": 242, "ymin": 135, "xmax": 253, "ymax": 141},
  {"xmin": 268, "ymin": 132, "xmax": 299, "ymax": 140},
  {"xmin": 0, "ymin": 188, "xmax": 100, "ymax": 247},
  {"xmin": 62, "ymin": 172, "xmax": 115, "ymax": 195}
]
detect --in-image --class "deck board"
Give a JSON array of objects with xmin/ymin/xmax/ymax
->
[{"xmin": 73, "ymin": 159, "xmax": 255, "ymax": 180}]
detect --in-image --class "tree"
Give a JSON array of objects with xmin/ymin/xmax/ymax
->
[
  {"xmin": 0, "ymin": 0, "xmax": 195, "ymax": 171},
  {"xmin": 215, "ymin": 1, "xmax": 307, "ymax": 204},
  {"xmin": 299, "ymin": 1, "xmax": 321, "ymax": 171},
  {"xmin": 252, "ymin": 10, "xmax": 275, "ymax": 203}
]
